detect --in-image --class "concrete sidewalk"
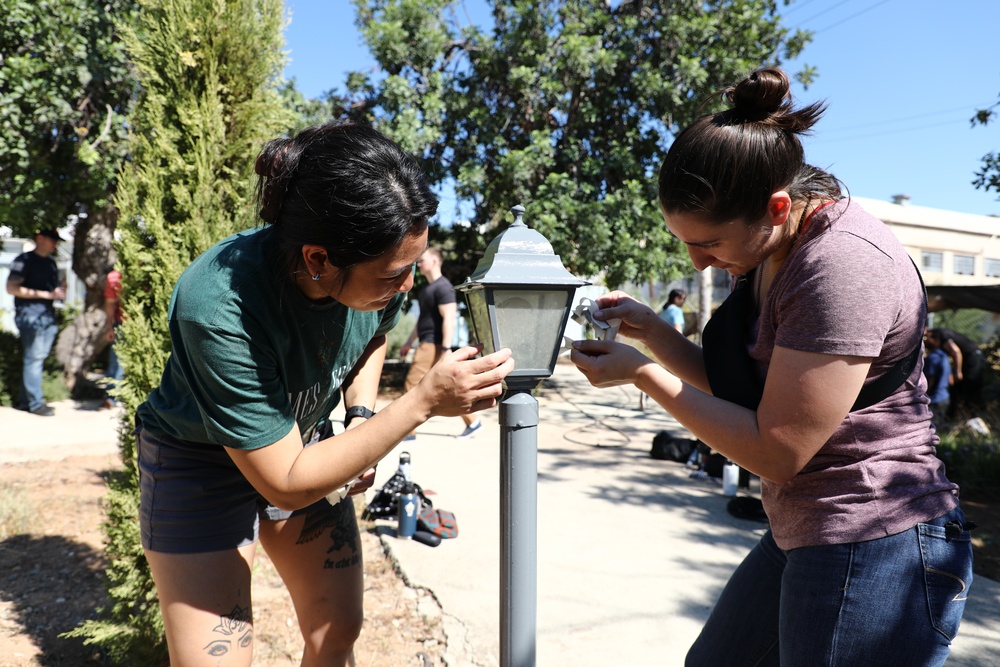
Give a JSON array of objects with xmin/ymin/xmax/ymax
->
[
  {"xmin": 371, "ymin": 361, "xmax": 1000, "ymax": 667},
  {"xmin": 2, "ymin": 365, "xmax": 998, "ymax": 666},
  {"xmin": 0, "ymin": 398, "xmax": 123, "ymax": 464}
]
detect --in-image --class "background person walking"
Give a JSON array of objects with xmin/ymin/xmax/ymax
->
[
  {"xmin": 659, "ymin": 288, "xmax": 687, "ymax": 333},
  {"xmin": 101, "ymin": 268, "xmax": 124, "ymax": 409},
  {"xmin": 400, "ymin": 247, "xmax": 483, "ymax": 439},
  {"xmin": 924, "ymin": 328, "xmax": 952, "ymax": 428}
]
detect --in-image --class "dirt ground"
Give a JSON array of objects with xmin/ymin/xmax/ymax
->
[{"xmin": 0, "ymin": 455, "xmax": 446, "ymax": 667}]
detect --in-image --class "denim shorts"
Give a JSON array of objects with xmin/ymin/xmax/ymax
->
[{"xmin": 138, "ymin": 425, "xmax": 340, "ymax": 554}]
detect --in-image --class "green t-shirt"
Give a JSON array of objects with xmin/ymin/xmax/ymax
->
[{"xmin": 137, "ymin": 227, "xmax": 405, "ymax": 450}]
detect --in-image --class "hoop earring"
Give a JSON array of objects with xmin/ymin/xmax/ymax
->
[{"xmin": 311, "ymin": 273, "xmax": 321, "ymax": 281}]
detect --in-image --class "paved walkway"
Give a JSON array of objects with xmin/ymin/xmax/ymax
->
[
  {"xmin": 2, "ymin": 364, "xmax": 998, "ymax": 666},
  {"xmin": 371, "ymin": 362, "xmax": 1000, "ymax": 667}
]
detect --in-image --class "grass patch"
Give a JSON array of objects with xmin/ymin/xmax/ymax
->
[{"xmin": 0, "ymin": 485, "xmax": 33, "ymax": 539}]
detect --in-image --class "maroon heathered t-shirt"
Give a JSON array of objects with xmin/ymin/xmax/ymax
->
[{"xmin": 751, "ymin": 198, "xmax": 958, "ymax": 550}]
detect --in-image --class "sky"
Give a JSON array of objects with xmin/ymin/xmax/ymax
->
[{"xmin": 282, "ymin": 0, "xmax": 1000, "ymax": 219}]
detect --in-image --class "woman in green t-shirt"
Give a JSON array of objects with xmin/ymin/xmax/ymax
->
[{"xmin": 137, "ymin": 122, "xmax": 513, "ymax": 667}]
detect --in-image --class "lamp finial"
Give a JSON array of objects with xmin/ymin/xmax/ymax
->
[{"xmin": 510, "ymin": 204, "xmax": 526, "ymax": 227}]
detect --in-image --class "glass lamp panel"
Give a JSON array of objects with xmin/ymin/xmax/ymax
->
[
  {"xmin": 493, "ymin": 288, "xmax": 571, "ymax": 373},
  {"xmin": 463, "ymin": 289, "xmax": 496, "ymax": 355}
]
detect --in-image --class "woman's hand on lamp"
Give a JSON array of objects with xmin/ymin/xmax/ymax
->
[{"xmin": 416, "ymin": 346, "xmax": 514, "ymax": 417}]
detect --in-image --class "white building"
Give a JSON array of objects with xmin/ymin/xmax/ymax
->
[{"xmin": 855, "ymin": 195, "xmax": 1000, "ymax": 287}]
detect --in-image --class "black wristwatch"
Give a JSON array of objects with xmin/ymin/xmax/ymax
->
[{"xmin": 343, "ymin": 405, "xmax": 375, "ymax": 428}]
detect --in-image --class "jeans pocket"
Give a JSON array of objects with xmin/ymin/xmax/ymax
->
[{"xmin": 917, "ymin": 521, "xmax": 973, "ymax": 641}]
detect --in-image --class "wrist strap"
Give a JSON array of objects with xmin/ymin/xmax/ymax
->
[{"xmin": 343, "ymin": 405, "xmax": 375, "ymax": 428}]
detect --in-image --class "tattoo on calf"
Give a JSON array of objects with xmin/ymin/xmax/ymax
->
[{"xmin": 203, "ymin": 604, "xmax": 253, "ymax": 658}]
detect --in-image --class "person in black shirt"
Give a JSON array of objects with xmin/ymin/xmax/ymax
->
[
  {"xmin": 400, "ymin": 247, "xmax": 483, "ymax": 439},
  {"xmin": 5, "ymin": 228, "xmax": 65, "ymax": 416},
  {"xmin": 931, "ymin": 327, "xmax": 985, "ymax": 421}
]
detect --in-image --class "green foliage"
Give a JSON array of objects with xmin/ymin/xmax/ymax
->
[
  {"xmin": 0, "ymin": 330, "xmax": 22, "ymax": 406},
  {"xmin": 0, "ymin": 0, "xmax": 137, "ymax": 236},
  {"xmin": 65, "ymin": 466, "xmax": 166, "ymax": 665},
  {"xmin": 930, "ymin": 309, "xmax": 994, "ymax": 346},
  {"xmin": 385, "ymin": 311, "xmax": 416, "ymax": 357},
  {"xmin": 972, "ymin": 96, "xmax": 1000, "ymax": 196},
  {"xmin": 347, "ymin": 0, "xmax": 814, "ymax": 288},
  {"xmin": 935, "ymin": 330, "xmax": 1000, "ymax": 501},
  {"xmin": 937, "ymin": 430, "xmax": 1000, "ymax": 502},
  {"xmin": 986, "ymin": 335, "xmax": 1000, "ymax": 374},
  {"xmin": 66, "ymin": 0, "xmax": 295, "ymax": 660}
]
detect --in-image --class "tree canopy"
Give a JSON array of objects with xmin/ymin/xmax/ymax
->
[
  {"xmin": 0, "ymin": 0, "xmax": 137, "ymax": 235},
  {"xmin": 344, "ymin": 0, "xmax": 814, "ymax": 288}
]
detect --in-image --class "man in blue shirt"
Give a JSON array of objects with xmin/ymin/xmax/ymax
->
[
  {"xmin": 5, "ymin": 228, "xmax": 65, "ymax": 416},
  {"xmin": 923, "ymin": 329, "xmax": 952, "ymax": 428}
]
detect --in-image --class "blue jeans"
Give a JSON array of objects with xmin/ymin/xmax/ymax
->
[
  {"xmin": 686, "ymin": 507, "xmax": 973, "ymax": 667},
  {"xmin": 105, "ymin": 325, "xmax": 123, "ymax": 403},
  {"xmin": 14, "ymin": 310, "xmax": 58, "ymax": 412}
]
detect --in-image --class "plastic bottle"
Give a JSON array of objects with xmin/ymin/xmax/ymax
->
[
  {"xmin": 397, "ymin": 480, "xmax": 419, "ymax": 539},
  {"xmin": 722, "ymin": 460, "xmax": 739, "ymax": 496}
]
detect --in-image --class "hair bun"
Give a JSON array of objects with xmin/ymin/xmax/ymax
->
[
  {"xmin": 726, "ymin": 68, "xmax": 792, "ymax": 119},
  {"xmin": 254, "ymin": 138, "xmax": 299, "ymax": 225}
]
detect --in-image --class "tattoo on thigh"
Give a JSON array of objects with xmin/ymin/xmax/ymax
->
[
  {"xmin": 203, "ymin": 604, "xmax": 253, "ymax": 658},
  {"xmin": 297, "ymin": 499, "xmax": 359, "ymax": 550},
  {"xmin": 324, "ymin": 507, "xmax": 361, "ymax": 569},
  {"xmin": 294, "ymin": 499, "xmax": 362, "ymax": 569}
]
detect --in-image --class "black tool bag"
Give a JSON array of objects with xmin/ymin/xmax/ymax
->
[
  {"xmin": 362, "ymin": 472, "xmax": 433, "ymax": 521},
  {"xmin": 650, "ymin": 431, "xmax": 696, "ymax": 462}
]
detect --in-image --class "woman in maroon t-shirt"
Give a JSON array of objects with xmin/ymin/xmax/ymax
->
[{"xmin": 572, "ymin": 68, "xmax": 972, "ymax": 667}]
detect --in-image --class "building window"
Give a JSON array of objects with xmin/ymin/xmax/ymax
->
[
  {"xmin": 921, "ymin": 251, "xmax": 943, "ymax": 273},
  {"xmin": 953, "ymin": 254, "xmax": 975, "ymax": 276},
  {"xmin": 986, "ymin": 258, "xmax": 1000, "ymax": 278}
]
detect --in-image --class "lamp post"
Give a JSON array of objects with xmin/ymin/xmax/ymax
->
[{"xmin": 456, "ymin": 204, "xmax": 589, "ymax": 667}]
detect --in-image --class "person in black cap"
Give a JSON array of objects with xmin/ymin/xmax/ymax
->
[{"xmin": 5, "ymin": 228, "xmax": 66, "ymax": 416}]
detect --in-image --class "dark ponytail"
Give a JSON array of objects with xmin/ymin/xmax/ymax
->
[
  {"xmin": 254, "ymin": 121, "xmax": 438, "ymax": 280},
  {"xmin": 659, "ymin": 67, "xmax": 841, "ymax": 224}
]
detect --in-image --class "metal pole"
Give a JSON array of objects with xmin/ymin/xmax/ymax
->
[{"xmin": 499, "ymin": 386, "xmax": 538, "ymax": 667}]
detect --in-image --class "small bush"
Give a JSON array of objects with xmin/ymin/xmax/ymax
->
[
  {"xmin": 936, "ymin": 429, "xmax": 1000, "ymax": 501},
  {"xmin": 0, "ymin": 486, "xmax": 33, "ymax": 539},
  {"xmin": 0, "ymin": 330, "xmax": 22, "ymax": 406}
]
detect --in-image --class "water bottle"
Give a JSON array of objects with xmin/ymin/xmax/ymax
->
[
  {"xmin": 397, "ymin": 481, "xmax": 419, "ymax": 539},
  {"xmin": 398, "ymin": 451, "xmax": 412, "ymax": 482},
  {"xmin": 722, "ymin": 460, "xmax": 739, "ymax": 496}
]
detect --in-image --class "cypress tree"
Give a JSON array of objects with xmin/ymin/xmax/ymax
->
[{"xmin": 65, "ymin": 0, "xmax": 293, "ymax": 661}]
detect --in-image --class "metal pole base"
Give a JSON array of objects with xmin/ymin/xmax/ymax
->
[{"xmin": 500, "ymin": 388, "xmax": 538, "ymax": 667}]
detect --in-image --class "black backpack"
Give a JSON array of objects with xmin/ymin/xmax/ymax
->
[
  {"xmin": 362, "ymin": 471, "xmax": 433, "ymax": 521},
  {"xmin": 650, "ymin": 431, "xmax": 696, "ymax": 462}
]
